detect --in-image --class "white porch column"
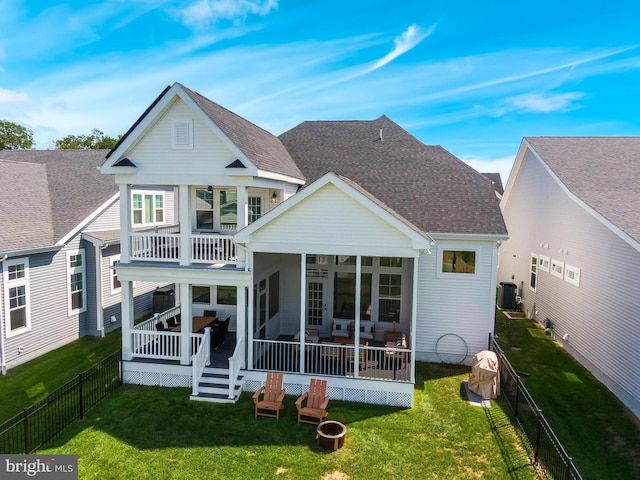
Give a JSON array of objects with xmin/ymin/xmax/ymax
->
[
  {"xmin": 299, "ymin": 253, "xmax": 306, "ymax": 373},
  {"xmin": 353, "ymin": 256, "xmax": 362, "ymax": 377},
  {"xmin": 119, "ymin": 184, "xmax": 131, "ymax": 262},
  {"xmin": 236, "ymin": 286, "xmax": 247, "ymax": 369},
  {"xmin": 410, "ymin": 257, "xmax": 419, "ymax": 383},
  {"xmin": 178, "ymin": 185, "xmax": 190, "ymax": 266},
  {"xmin": 179, "ymin": 282, "xmax": 192, "ymax": 365},
  {"xmin": 121, "ymin": 280, "xmax": 134, "ymax": 361},
  {"xmin": 237, "ymin": 185, "xmax": 248, "ymax": 229},
  {"xmin": 247, "ymin": 281, "xmax": 254, "ymax": 370}
]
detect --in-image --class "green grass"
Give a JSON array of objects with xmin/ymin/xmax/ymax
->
[
  {"xmin": 0, "ymin": 329, "xmax": 121, "ymax": 423},
  {"xmin": 496, "ymin": 313, "xmax": 640, "ymax": 480},
  {"xmin": 40, "ymin": 362, "xmax": 537, "ymax": 480}
]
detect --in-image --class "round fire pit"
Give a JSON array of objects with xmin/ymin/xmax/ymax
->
[{"xmin": 317, "ymin": 421, "xmax": 347, "ymax": 451}]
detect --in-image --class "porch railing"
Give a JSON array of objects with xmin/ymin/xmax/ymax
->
[
  {"xmin": 129, "ymin": 228, "xmax": 236, "ymax": 265},
  {"xmin": 191, "ymin": 328, "xmax": 212, "ymax": 396},
  {"xmin": 134, "ymin": 305, "xmax": 181, "ymax": 332},
  {"xmin": 251, "ymin": 340, "xmax": 411, "ymax": 381},
  {"xmin": 228, "ymin": 335, "xmax": 245, "ymax": 399},
  {"xmin": 131, "ymin": 329, "xmax": 207, "ymax": 362}
]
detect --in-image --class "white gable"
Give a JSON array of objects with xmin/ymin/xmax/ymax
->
[{"xmin": 237, "ymin": 178, "xmax": 430, "ymax": 257}]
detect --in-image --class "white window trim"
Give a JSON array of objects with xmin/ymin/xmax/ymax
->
[
  {"xmin": 3, "ymin": 257, "xmax": 31, "ymax": 338},
  {"xmin": 131, "ymin": 190, "xmax": 165, "ymax": 227},
  {"xmin": 67, "ymin": 249, "xmax": 87, "ymax": 316},
  {"xmin": 539, "ymin": 254, "xmax": 550, "ymax": 273},
  {"xmin": 564, "ymin": 264, "xmax": 581, "ymax": 287},
  {"xmin": 436, "ymin": 247, "xmax": 479, "ymax": 278},
  {"xmin": 109, "ymin": 255, "xmax": 121, "ymax": 295},
  {"xmin": 529, "ymin": 253, "xmax": 538, "ymax": 292},
  {"xmin": 171, "ymin": 118, "xmax": 193, "ymax": 149},
  {"xmin": 550, "ymin": 258, "xmax": 564, "ymax": 279}
]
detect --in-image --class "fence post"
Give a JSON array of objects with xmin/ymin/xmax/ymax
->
[
  {"xmin": 78, "ymin": 373, "xmax": 84, "ymax": 419},
  {"xmin": 514, "ymin": 377, "xmax": 520, "ymax": 420},
  {"xmin": 534, "ymin": 408, "xmax": 542, "ymax": 464},
  {"xmin": 119, "ymin": 348, "xmax": 124, "ymax": 386},
  {"xmin": 566, "ymin": 457, "xmax": 573, "ymax": 480},
  {"xmin": 22, "ymin": 408, "xmax": 29, "ymax": 454}
]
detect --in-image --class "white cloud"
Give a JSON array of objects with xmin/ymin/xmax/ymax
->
[
  {"xmin": 178, "ymin": 0, "xmax": 277, "ymax": 28},
  {"xmin": 0, "ymin": 88, "xmax": 30, "ymax": 104},
  {"xmin": 367, "ymin": 24, "xmax": 435, "ymax": 73},
  {"xmin": 509, "ymin": 92, "xmax": 585, "ymax": 113}
]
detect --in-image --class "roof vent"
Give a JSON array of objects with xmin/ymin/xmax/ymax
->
[{"xmin": 378, "ymin": 129, "xmax": 383, "ymax": 141}]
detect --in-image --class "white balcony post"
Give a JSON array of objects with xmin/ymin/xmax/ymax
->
[
  {"xmin": 237, "ymin": 185, "xmax": 248, "ymax": 229},
  {"xmin": 299, "ymin": 253, "xmax": 306, "ymax": 374},
  {"xmin": 178, "ymin": 184, "xmax": 190, "ymax": 266},
  {"xmin": 121, "ymin": 280, "xmax": 134, "ymax": 360},
  {"xmin": 236, "ymin": 286, "xmax": 247, "ymax": 369},
  {"xmin": 180, "ymin": 282, "xmax": 192, "ymax": 365},
  {"xmin": 119, "ymin": 184, "xmax": 131, "ymax": 262},
  {"xmin": 247, "ymin": 282, "xmax": 254, "ymax": 370},
  {"xmin": 353, "ymin": 255, "xmax": 362, "ymax": 378}
]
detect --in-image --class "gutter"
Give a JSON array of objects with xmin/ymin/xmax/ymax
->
[{"xmin": 0, "ymin": 254, "xmax": 8, "ymax": 374}]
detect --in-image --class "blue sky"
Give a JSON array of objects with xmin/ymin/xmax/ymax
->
[{"xmin": 1, "ymin": 1, "xmax": 639, "ymax": 184}]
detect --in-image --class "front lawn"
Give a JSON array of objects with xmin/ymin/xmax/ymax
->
[{"xmin": 41, "ymin": 362, "xmax": 537, "ymax": 479}]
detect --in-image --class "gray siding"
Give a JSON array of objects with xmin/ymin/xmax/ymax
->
[{"xmin": 499, "ymin": 149, "xmax": 640, "ymax": 418}]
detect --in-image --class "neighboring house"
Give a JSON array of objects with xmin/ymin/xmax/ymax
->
[
  {"xmin": 498, "ymin": 137, "xmax": 640, "ymax": 419},
  {"xmin": 482, "ymin": 173, "xmax": 504, "ymax": 198},
  {"xmin": 0, "ymin": 150, "xmax": 166, "ymax": 373},
  {"xmin": 100, "ymin": 82, "xmax": 507, "ymax": 407}
]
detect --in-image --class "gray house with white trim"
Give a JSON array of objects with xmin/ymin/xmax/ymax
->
[
  {"xmin": 0, "ymin": 150, "xmax": 163, "ymax": 373},
  {"xmin": 498, "ymin": 136, "xmax": 640, "ymax": 419}
]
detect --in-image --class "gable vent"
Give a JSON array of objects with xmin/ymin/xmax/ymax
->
[{"xmin": 172, "ymin": 118, "xmax": 193, "ymax": 149}]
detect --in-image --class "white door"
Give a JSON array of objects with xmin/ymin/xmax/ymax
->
[{"xmin": 306, "ymin": 278, "xmax": 328, "ymax": 332}]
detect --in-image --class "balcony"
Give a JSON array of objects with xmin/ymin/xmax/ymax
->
[{"xmin": 130, "ymin": 224, "xmax": 237, "ymax": 265}]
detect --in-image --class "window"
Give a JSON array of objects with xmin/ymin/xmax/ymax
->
[
  {"xmin": 380, "ymin": 257, "xmax": 402, "ymax": 268},
  {"xmin": 565, "ymin": 264, "xmax": 581, "ymax": 287},
  {"xmin": 268, "ymin": 272, "xmax": 279, "ymax": 318},
  {"xmin": 219, "ymin": 190, "xmax": 237, "ymax": 230},
  {"xmin": 539, "ymin": 255, "xmax": 550, "ymax": 273},
  {"xmin": 67, "ymin": 250, "xmax": 86, "ymax": 315},
  {"xmin": 551, "ymin": 259, "xmax": 564, "ymax": 279},
  {"xmin": 171, "ymin": 118, "xmax": 193, "ymax": 148},
  {"xmin": 195, "ymin": 189, "xmax": 214, "ymax": 230},
  {"xmin": 110, "ymin": 255, "xmax": 121, "ymax": 295},
  {"xmin": 378, "ymin": 273, "xmax": 401, "ymax": 322},
  {"xmin": 217, "ymin": 285, "xmax": 237, "ymax": 305},
  {"xmin": 442, "ymin": 250, "xmax": 476, "ymax": 274},
  {"xmin": 529, "ymin": 254, "xmax": 538, "ymax": 292},
  {"xmin": 248, "ymin": 196, "xmax": 262, "ymax": 224},
  {"xmin": 132, "ymin": 191, "xmax": 165, "ymax": 226},
  {"xmin": 3, "ymin": 258, "xmax": 30, "ymax": 336},
  {"xmin": 192, "ymin": 285, "xmax": 211, "ymax": 304}
]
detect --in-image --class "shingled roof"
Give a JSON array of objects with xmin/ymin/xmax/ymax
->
[
  {"xmin": 279, "ymin": 116, "xmax": 507, "ymax": 236},
  {"xmin": 0, "ymin": 150, "xmax": 115, "ymax": 254},
  {"xmin": 525, "ymin": 136, "xmax": 640, "ymax": 244},
  {"xmin": 178, "ymin": 84, "xmax": 304, "ymax": 181}
]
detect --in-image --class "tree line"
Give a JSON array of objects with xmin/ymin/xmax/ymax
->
[{"xmin": 0, "ymin": 119, "xmax": 121, "ymax": 150}]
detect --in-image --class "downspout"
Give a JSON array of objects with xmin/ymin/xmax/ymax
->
[
  {"xmin": 95, "ymin": 243, "xmax": 106, "ymax": 337},
  {"xmin": 0, "ymin": 254, "xmax": 8, "ymax": 374}
]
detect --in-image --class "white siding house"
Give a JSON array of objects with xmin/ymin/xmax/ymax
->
[
  {"xmin": 498, "ymin": 137, "xmax": 640, "ymax": 419},
  {"xmin": 101, "ymin": 82, "xmax": 507, "ymax": 407}
]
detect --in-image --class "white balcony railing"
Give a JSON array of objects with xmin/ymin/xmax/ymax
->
[{"xmin": 129, "ymin": 226, "xmax": 236, "ymax": 265}]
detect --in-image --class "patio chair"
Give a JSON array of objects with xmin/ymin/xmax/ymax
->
[
  {"xmin": 166, "ymin": 317, "xmax": 177, "ymax": 328},
  {"xmin": 252, "ymin": 372, "xmax": 286, "ymax": 420},
  {"xmin": 203, "ymin": 310, "xmax": 217, "ymax": 318},
  {"xmin": 296, "ymin": 378, "xmax": 329, "ymax": 425},
  {"xmin": 155, "ymin": 321, "xmax": 167, "ymax": 331}
]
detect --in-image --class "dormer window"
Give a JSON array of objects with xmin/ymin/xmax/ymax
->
[{"xmin": 172, "ymin": 118, "xmax": 193, "ymax": 149}]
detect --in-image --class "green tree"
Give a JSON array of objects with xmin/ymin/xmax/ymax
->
[
  {"xmin": 55, "ymin": 128, "xmax": 121, "ymax": 150},
  {"xmin": 0, "ymin": 120, "xmax": 34, "ymax": 150}
]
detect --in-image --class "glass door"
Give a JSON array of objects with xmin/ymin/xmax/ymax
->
[{"xmin": 306, "ymin": 279, "xmax": 328, "ymax": 332}]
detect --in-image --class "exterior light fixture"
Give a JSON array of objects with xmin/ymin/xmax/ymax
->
[{"xmin": 271, "ymin": 192, "xmax": 278, "ymax": 204}]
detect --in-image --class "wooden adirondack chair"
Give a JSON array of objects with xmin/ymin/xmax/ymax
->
[
  {"xmin": 295, "ymin": 378, "xmax": 329, "ymax": 425},
  {"xmin": 252, "ymin": 372, "xmax": 286, "ymax": 420}
]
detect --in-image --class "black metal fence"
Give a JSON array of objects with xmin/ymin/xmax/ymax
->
[
  {"xmin": 0, "ymin": 349, "xmax": 122, "ymax": 454},
  {"xmin": 490, "ymin": 336, "xmax": 583, "ymax": 480}
]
